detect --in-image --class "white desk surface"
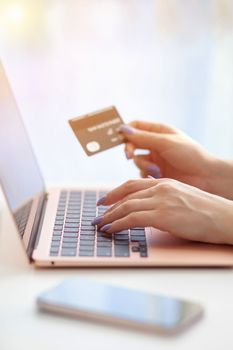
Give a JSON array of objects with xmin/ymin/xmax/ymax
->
[{"xmin": 0, "ymin": 198, "xmax": 233, "ymax": 350}]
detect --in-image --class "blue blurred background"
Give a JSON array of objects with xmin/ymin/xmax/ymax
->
[{"xmin": 0, "ymin": 0, "xmax": 233, "ymax": 186}]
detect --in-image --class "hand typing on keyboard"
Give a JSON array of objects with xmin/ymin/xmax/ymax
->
[
  {"xmin": 92, "ymin": 119, "xmax": 233, "ymax": 246},
  {"xmin": 94, "ymin": 178, "xmax": 233, "ymax": 245}
]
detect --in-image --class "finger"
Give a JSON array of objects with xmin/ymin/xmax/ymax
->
[
  {"xmin": 133, "ymin": 155, "xmax": 162, "ymax": 178},
  {"xmin": 98, "ymin": 198, "xmax": 156, "ymax": 229},
  {"xmin": 140, "ymin": 169, "xmax": 148, "ymax": 178},
  {"xmin": 124, "ymin": 142, "xmax": 135, "ymax": 159},
  {"xmin": 120, "ymin": 124, "xmax": 175, "ymax": 152},
  {"xmin": 99, "ymin": 210, "xmax": 157, "ymax": 233},
  {"xmin": 97, "ymin": 178, "xmax": 159, "ymax": 206},
  {"xmin": 128, "ymin": 120, "xmax": 179, "ymax": 134},
  {"xmin": 103, "ymin": 185, "xmax": 157, "ymax": 216}
]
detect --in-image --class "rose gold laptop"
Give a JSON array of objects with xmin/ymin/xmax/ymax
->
[{"xmin": 0, "ymin": 62, "xmax": 232, "ymax": 267}]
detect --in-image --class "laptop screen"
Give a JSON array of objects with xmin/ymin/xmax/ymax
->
[{"xmin": 0, "ymin": 63, "xmax": 45, "ymax": 217}]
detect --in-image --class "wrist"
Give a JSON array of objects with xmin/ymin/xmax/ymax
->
[
  {"xmin": 217, "ymin": 199, "xmax": 233, "ymax": 245},
  {"xmin": 206, "ymin": 157, "xmax": 233, "ymax": 200}
]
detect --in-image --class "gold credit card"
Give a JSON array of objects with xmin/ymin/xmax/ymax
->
[{"xmin": 68, "ymin": 106, "xmax": 125, "ymax": 156}]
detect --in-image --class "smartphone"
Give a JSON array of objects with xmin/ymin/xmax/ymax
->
[{"xmin": 37, "ymin": 278, "xmax": 204, "ymax": 335}]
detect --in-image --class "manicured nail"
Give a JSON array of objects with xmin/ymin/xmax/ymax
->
[
  {"xmin": 146, "ymin": 164, "xmax": 161, "ymax": 178},
  {"xmin": 120, "ymin": 125, "xmax": 135, "ymax": 135},
  {"xmin": 125, "ymin": 151, "xmax": 130, "ymax": 160},
  {"xmin": 97, "ymin": 196, "xmax": 106, "ymax": 206},
  {"xmin": 100, "ymin": 224, "xmax": 112, "ymax": 232},
  {"xmin": 91, "ymin": 215, "xmax": 104, "ymax": 226}
]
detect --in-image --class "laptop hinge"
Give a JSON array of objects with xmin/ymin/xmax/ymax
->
[{"xmin": 27, "ymin": 192, "xmax": 48, "ymax": 261}]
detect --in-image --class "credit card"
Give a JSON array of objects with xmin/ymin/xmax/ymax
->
[{"xmin": 68, "ymin": 106, "xmax": 125, "ymax": 156}]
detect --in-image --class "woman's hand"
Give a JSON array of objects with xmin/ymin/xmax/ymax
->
[
  {"xmin": 120, "ymin": 121, "xmax": 233, "ymax": 200},
  {"xmin": 94, "ymin": 179, "xmax": 233, "ymax": 245}
]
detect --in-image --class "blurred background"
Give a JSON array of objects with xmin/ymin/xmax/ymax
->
[{"xmin": 0, "ymin": 0, "xmax": 233, "ymax": 187}]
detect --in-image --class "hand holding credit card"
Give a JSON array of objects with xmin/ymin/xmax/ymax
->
[{"xmin": 68, "ymin": 106, "xmax": 125, "ymax": 156}]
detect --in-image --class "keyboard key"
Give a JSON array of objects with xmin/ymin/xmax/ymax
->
[
  {"xmin": 80, "ymin": 227, "xmax": 95, "ymax": 233},
  {"xmin": 62, "ymin": 242, "xmax": 77, "ymax": 249},
  {"xmin": 62, "ymin": 237, "xmax": 78, "ymax": 243},
  {"xmin": 114, "ymin": 235, "xmax": 129, "ymax": 241},
  {"xmin": 65, "ymin": 219, "xmax": 80, "ymax": 224},
  {"xmin": 52, "ymin": 231, "xmax": 62, "ymax": 236},
  {"xmin": 131, "ymin": 236, "xmax": 146, "ymax": 242},
  {"xmin": 97, "ymin": 241, "xmax": 112, "ymax": 247},
  {"xmin": 66, "ymin": 215, "xmax": 80, "ymax": 220},
  {"xmin": 66, "ymin": 210, "xmax": 80, "ymax": 218},
  {"xmin": 55, "ymin": 219, "xmax": 64, "ymax": 224},
  {"xmin": 139, "ymin": 246, "xmax": 147, "ymax": 252},
  {"xmin": 80, "ymin": 230, "xmax": 95, "ymax": 235},
  {"xmin": 63, "ymin": 232, "xmax": 79, "ymax": 238},
  {"xmin": 64, "ymin": 227, "xmax": 79, "ymax": 233},
  {"xmin": 82, "ymin": 213, "xmax": 96, "ymax": 217},
  {"xmin": 79, "ymin": 240, "xmax": 95, "ymax": 246},
  {"xmin": 130, "ymin": 229, "xmax": 145, "ymax": 236},
  {"xmin": 79, "ymin": 251, "xmax": 94, "ymax": 257},
  {"xmin": 81, "ymin": 220, "xmax": 92, "ymax": 225},
  {"xmin": 81, "ymin": 229, "xmax": 95, "ymax": 234},
  {"xmin": 61, "ymin": 249, "xmax": 77, "ymax": 256},
  {"xmin": 50, "ymin": 247, "xmax": 59, "ymax": 254},
  {"xmin": 97, "ymin": 236, "xmax": 112, "ymax": 242},
  {"xmin": 55, "ymin": 216, "xmax": 65, "ymax": 221},
  {"xmin": 68, "ymin": 203, "xmax": 80, "ymax": 207},
  {"xmin": 80, "ymin": 235, "xmax": 95, "ymax": 240},
  {"xmin": 97, "ymin": 247, "xmax": 112, "ymax": 257},
  {"xmin": 52, "ymin": 236, "xmax": 61, "ymax": 241},
  {"xmin": 132, "ymin": 246, "xmax": 140, "ymax": 253},
  {"xmin": 140, "ymin": 251, "xmax": 148, "ymax": 257},
  {"xmin": 79, "ymin": 246, "xmax": 94, "ymax": 252},
  {"xmin": 64, "ymin": 223, "xmax": 79, "ymax": 228},
  {"xmin": 114, "ymin": 240, "xmax": 129, "ymax": 245},
  {"xmin": 54, "ymin": 225, "xmax": 63, "ymax": 230},
  {"xmin": 51, "ymin": 241, "xmax": 60, "ymax": 247},
  {"xmin": 82, "ymin": 212, "xmax": 96, "ymax": 217},
  {"xmin": 115, "ymin": 245, "xmax": 129, "ymax": 257},
  {"xmin": 58, "ymin": 204, "xmax": 66, "ymax": 209},
  {"xmin": 82, "ymin": 215, "xmax": 96, "ymax": 220},
  {"xmin": 68, "ymin": 206, "xmax": 81, "ymax": 211},
  {"xmin": 56, "ymin": 210, "xmax": 65, "ymax": 215}
]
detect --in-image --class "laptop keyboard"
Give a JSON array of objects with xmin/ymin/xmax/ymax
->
[{"xmin": 50, "ymin": 190, "xmax": 148, "ymax": 258}]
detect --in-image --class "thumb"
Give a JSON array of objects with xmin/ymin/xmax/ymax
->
[{"xmin": 120, "ymin": 124, "xmax": 173, "ymax": 152}]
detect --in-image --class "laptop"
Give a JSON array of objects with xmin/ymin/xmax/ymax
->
[{"xmin": 0, "ymin": 62, "xmax": 233, "ymax": 267}]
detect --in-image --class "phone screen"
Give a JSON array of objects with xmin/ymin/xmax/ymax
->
[{"xmin": 37, "ymin": 278, "xmax": 203, "ymax": 334}]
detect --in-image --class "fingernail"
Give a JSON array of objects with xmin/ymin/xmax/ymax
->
[
  {"xmin": 146, "ymin": 165, "xmax": 161, "ymax": 178},
  {"xmin": 100, "ymin": 224, "xmax": 112, "ymax": 232},
  {"xmin": 125, "ymin": 151, "xmax": 130, "ymax": 160},
  {"xmin": 91, "ymin": 215, "xmax": 104, "ymax": 226},
  {"xmin": 120, "ymin": 125, "xmax": 136, "ymax": 135},
  {"xmin": 97, "ymin": 196, "xmax": 106, "ymax": 206}
]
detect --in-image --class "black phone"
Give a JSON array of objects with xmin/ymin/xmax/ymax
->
[{"xmin": 37, "ymin": 278, "xmax": 204, "ymax": 335}]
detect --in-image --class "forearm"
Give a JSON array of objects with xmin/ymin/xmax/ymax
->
[{"xmin": 207, "ymin": 157, "xmax": 233, "ymax": 200}]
